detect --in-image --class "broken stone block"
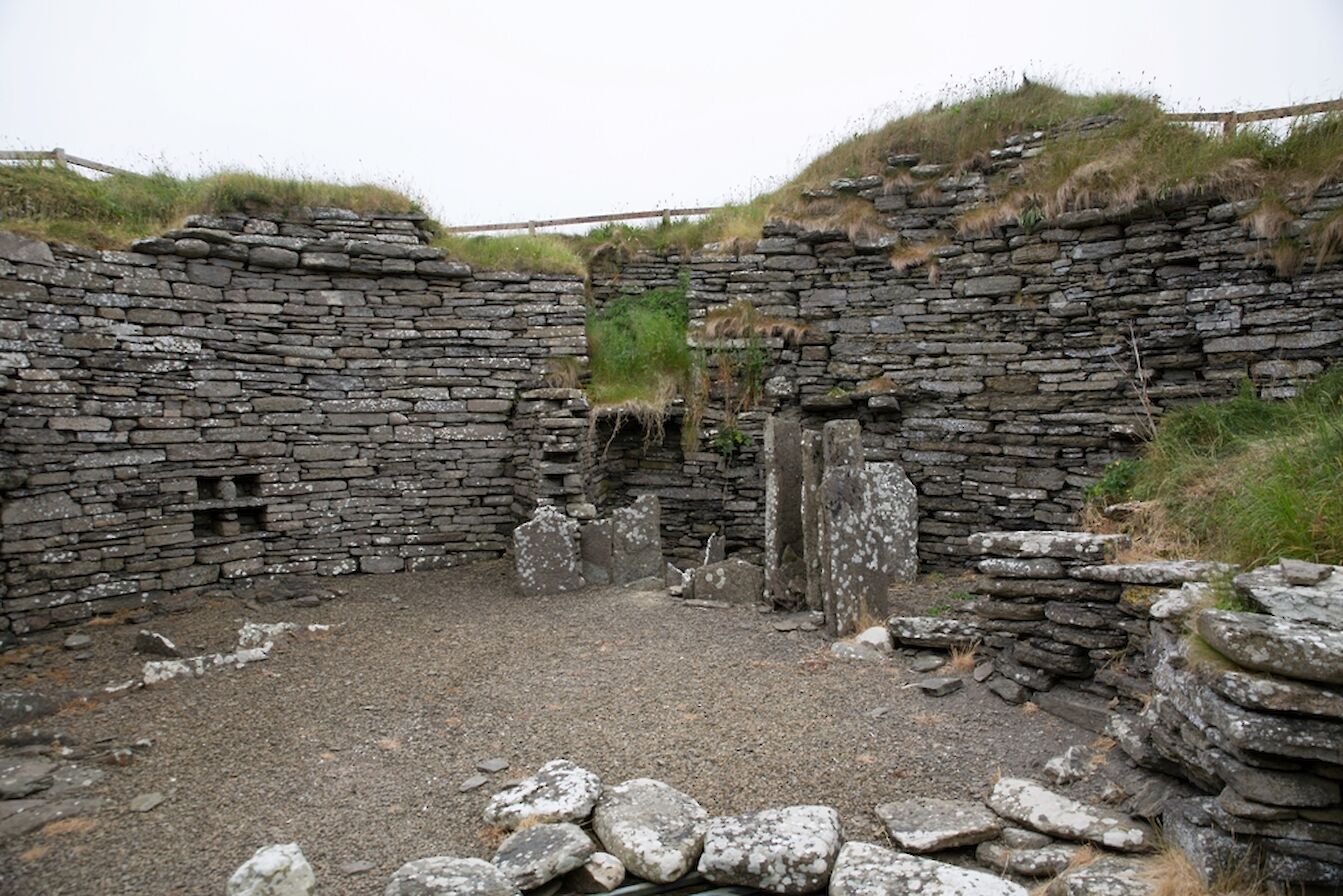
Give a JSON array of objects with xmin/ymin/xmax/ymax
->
[
  {"xmin": 580, "ymin": 520, "xmax": 612, "ymax": 586},
  {"xmin": 866, "ymin": 460, "xmax": 918, "ymax": 584},
  {"xmin": 764, "ymin": 416, "xmax": 805, "ymax": 608},
  {"xmin": 690, "ymin": 558, "xmax": 763, "ymax": 606},
  {"xmin": 611, "ymin": 495, "xmax": 662, "ymax": 585},
  {"xmin": 703, "ymin": 532, "xmax": 724, "ymax": 565},
  {"xmin": 513, "ymin": 505, "xmax": 583, "ymax": 596},
  {"xmin": 831, "ymin": 841, "xmax": 1026, "ymax": 896},
  {"xmin": 492, "ymin": 822, "xmax": 595, "ymax": 890},
  {"xmin": 134, "ymin": 630, "xmax": 182, "ymax": 658}
]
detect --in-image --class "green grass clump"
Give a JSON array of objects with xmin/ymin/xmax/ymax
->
[
  {"xmin": 431, "ymin": 232, "xmax": 586, "ymax": 276},
  {"xmin": 586, "ymin": 279, "xmax": 691, "ymax": 408},
  {"xmin": 1111, "ymin": 367, "xmax": 1343, "ymax": 567},
  {"xmin": 0, "ymin": 164, "xmax": 422, "ymax": 249}
]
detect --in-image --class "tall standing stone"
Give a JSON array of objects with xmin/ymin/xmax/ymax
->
[
  {"xmin": 764, "ymin": 416, "xmax": 805, "ymax": 608},
  {"xmin": 820, "ymin": 421, "xmax": 889, "ymax": 636},
  {"xmin": 514, "ymin": 505, "xmax": 583, "ymax": 596},
  {"xmin": 800, "ymin": 430, "xmax": 825, "ymax": 613},
  {"xmin": 580, "ymin": 520, "xmax": 613, "ymax": 585},
  {"xmin": 867, "ymin": 461, "xmax": 919, "ymax": 583},
  {"xmin": 611, "ymin": 495, "xmax": 662, "ymax": 585}
]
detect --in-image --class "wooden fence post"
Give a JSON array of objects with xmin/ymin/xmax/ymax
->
[{"xmin": 53, "ymin": 147, "xmax": 67, "ymax": 169}]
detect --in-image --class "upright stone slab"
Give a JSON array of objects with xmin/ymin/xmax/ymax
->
[
  {"xmin": 820, "ymin": 421, "xmax": 889, "ymax": 636},
  {"xmin": 800, "ymin": 430, "xmax": 825, "ymax": 613},
  {"xmin": 764, "ymin": 416, "xmax": 805, "ymax": 608},
  {"xmin": 867, "ymin": 461, "xmax": 918, "ymax": 583},
  {"xmin": 611, "ymin": 495, "xmax": 662, "ymax": 585},
  {"xmin": 581, "ymin": 520, "xmax": 613, "ymax": 585},
  {"xmin": 514, "ymin": 505, "xmax": 583, "ymax": 596}
]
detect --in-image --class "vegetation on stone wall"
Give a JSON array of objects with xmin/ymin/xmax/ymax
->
[{"xmin": 1088, "ymin": 367, "xmax": 1343, "ymax": 567}]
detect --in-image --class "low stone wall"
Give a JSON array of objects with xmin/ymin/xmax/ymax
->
[
  {"xmin": 890, "ymin": 537, "xmax": 1343, "ymax": 888},
  {"xmin": 0, "ymin": 215, "xmax": 586, "ymax": 641}
]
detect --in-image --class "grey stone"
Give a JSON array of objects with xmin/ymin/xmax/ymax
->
[
  {"xmin": 340, "ymin": 860, "xmax": 376, "ymax": 876},
  {"xmin": 592, "ymin": 777, "xmax": 707, "ymax": 883},
  {"xmin": 968, "ymin": 531, "xmax": 1128, "ymax": 562},
  {"xmin": 1071, "ymin": 560, "xmax": 1234, "ymax": 585},
  {"xmin": 477, "ymin": 757, "xmax": 510, "ymax": 774},
  {"xmin": 973, "ymin": 662, "xmax": 994, "ymax": 682},
  {"xmin": 764, "ymin": 416, "xmax": 805, "ymax": 607},
  {"xmin": 611, "ymin": 495, "xmax": 662, "ymax": 585},
  {"xmin": 129, "ymin": 791, "xmax": 165, "ymax": 812},
  {"xmin": 975, "ymin": 839, "xmax": 1080, "ymax": 877},
  {"xmin": 875, "ymin": 797, "xmax": 1003, "ymax": 852},
  {"xmin": 867, "ymin": 460, "xmax": 919, "ymax": 583},
  {"xmin": 580, "ymin": 520, "xmax": 612, "ymax": 586},
  {"xmin": 249, "ymin": 246, "xmax": 299, "ymax": 268},
  {"xmin": 513, "ymin": 506, "xmax": 583, "ymax": 596},
  {"xmin": 978, "ymin": 557, "xmax": 1066, "ymax": 578},
  {"xmin": 135, "ymin": 630, "xmax": 181, "ymax": 658},
  {"xmin": 831, "ymin": 641, "xmax": 887, "ymax": 661},
  {"xmin": 0, "ymin": 691, "xmax": 59, "ymax": 726},
  {"xmin": 1196, "ymin": 608, "xmax": 1343, "ymax": 686},
  {"xmin": 912, "ymin": 677, "xmax": 963, "ymax": 697},
  {"xmin": 482, "ymin": 759, "xmax": 602, "ymax": 830},
  {"xmin": 1208, "ymin": 667, "xmax": 1343, "ymax": 719},
  {"xmin": 986, "ymin": 778, "xmax": 1153, "ymax": 852},
  {"xmin": 0, "ymin": 796, "xmax": 106, "ymax": 838},
  {"xmin": 226, "ymin": 843, "xmax": 316, "ymax": 896},
  {"xmin": 800, "ymin": 430, "xmax": 825, "ymax": 612},
  {"xmin": 1043, "ymin": 746, "xmax": 1090, "ymax": 785},
  {"xmin": 1043, "ymin": 856, "xmax": 1152, "ymax": 896},
  {"xmin": 830, "ymin": 841, "xmax": 1026, "ymax": 896},
  {"xmin": 62, "ymin": 633, "xmax": 91, "ymax": 650},
  {"xmin": 698, "ymin": 805, "xmax": 842, "ymax": 894},
  {"xmin": 888, "ymin": 617, "xmax": 984, "ymax": 648},
  {"xmin": 690, "ymin": 558, "xmax": 763, "ymax": 606},
  {"xmin": 0, "ymin": 231, "xmax": 56, "ymax": 265},
  {"xmin": 459, "ymin": 775, "xmax": 489, "ymax": 793},
  {"xmin": 1279, "ymin": 557, "xmax": 1333, "ymax": 586},
  {"xmin": 911, "ymin": 653, "xmax": 945, "ymax": 673},
  {"xmin": 492, "ymin": 822, "xmax": 595, "ymax": 890},
  {"xmin": 385, "ymin": 857, "xmax": 520, "ymax": 896},
  {"xmin": 564, "ymin": 852, "xmax": 625, "ymax": 893},
  {"xmin": 0, "ymin": 758, "xmax": 56, "ymax": 798},
  {"xmin": 1233, "ymin": 562, "xmax": 1343, "ymax": 627}
]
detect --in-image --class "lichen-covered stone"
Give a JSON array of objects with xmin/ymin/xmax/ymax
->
[
  {"xmin": 513, "ymin": 506, "xmax": 583, "ymax": 596},
  {"xmin": 592, "ymin": 777, "xmax": 707, "ymax": 883},
  {"xmin": 697, "ymin": 805, "xmax": 842, "ymax": 894},
  {"xmin": 611, "ymin": 495, "xmax": 662, "ymax": 585},
  {"xmin": 987, "ymin": 778, "xmax": 1153, "ymax": 852},
  {"xmin": 1233, "ymin": 562, "xmax": 1343, "ymax": 627},
  {"xmin": 690, "ymin": 558, "xmax": 763, "ymax": 605},
  {"xmin": 491, "ymin": 822, "xmax": 594, "ymax": 890},
  {"xmin": 482, "ymin": 759, "xmax": 602, "ymax": 830},
  {"xmin": 385, "ymin": 856, "xmax": 520, "ymax": 896},
  {"xmin": 968, "ymin": 531, "xmax": 1128, "ymax": 562},
  {"xmin": 830, "ymin": 841, "xmax": 1026, "ymax": 896},
  {"xmin": 1196, "ymin": 609, "xmax": 1343, "ymax": 686},
  {"xmin": 875, "ymin": 797, "xmax": 1002, "ymax": 852},
  {"xmin": 226, "ymin": 843, "xmax": 316, "ymax": 896}
]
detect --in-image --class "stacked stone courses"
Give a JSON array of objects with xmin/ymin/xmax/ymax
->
[
  {"xmin": 0, "ymin": 211, "xmax": 586, "ymax": 641},
  {"xmin": 591, "ymin": 131, "xmax": 1343, "ymax": 569}
]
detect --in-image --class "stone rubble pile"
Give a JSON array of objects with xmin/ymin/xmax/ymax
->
[
  {"xmin": 1113, "ymin": 559, "xmax": 1343, "ymax": 889},
  {"xmin": 227, "ymin": 759, "xmax": 1164, "ymax": 896}
]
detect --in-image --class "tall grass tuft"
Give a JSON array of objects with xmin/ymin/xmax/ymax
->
[{"xmin": 1109, "ymin": 367, "xmax": 1343, "ymax": 567}]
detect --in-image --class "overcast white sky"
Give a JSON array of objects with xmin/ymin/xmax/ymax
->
[{"xmin": 2, "ymin": 0, "xmax": 1341, "ymax": 228}]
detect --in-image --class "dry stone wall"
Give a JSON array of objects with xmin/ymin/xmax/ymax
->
[
  {"xmin": 591, "ymin": 149, "xmax": 1343, "ymax": 569},
  {"xmin": 0, "ymin": 212, "xmax": 585, "ymax": 641}
]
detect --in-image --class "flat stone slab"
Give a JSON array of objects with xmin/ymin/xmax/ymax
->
[
  {"xmin": 1280, "ymin": 557, "xmax": 1333, "ymax": 585},
  {"xmin": 690, "ymin": 558, "xmax": 763, "ymax": 606},
  {"xmin": 976, "ymin": 839, "xmax": 1080, "ymax": 877},
  {"xmin": 887, "ymin": 617, "xmax": 984, "ymax": 648},
  {"xmin": 1042, "ymin": 855, "xmax": 1152, "ymax": 896},
  {"xmin": 1233, "ymin": 562, "xmax": 1343, "ymax": 627},
  {"xmin": 477, "ymin": 757, "xmax": 510, "ymax": 773},
  {"xmin": 385, "ymin": 857, "xmax": 520, "ymax": 896},
  {"xmin": 1208, "ymin": 667, "xmax": 1343, "ymax": 720},
  {"xmin": 1071, "ymin": 560, "xmax": 1234, "ymax": 585},
  {"xmin": 875, "ymin": 798, "xmax": 1003, "ymax": 852},
  {"xmin": 513, "ymin": 505, "xmax": 583, "ymax": 596},
  {"xmin": 830, "ymin": 841, "xmax": 1026, "ymax": 896},
  {"xmin": 987, "ymin": 778, "xmax": 1153, "ymax": 852},
  {"xmin": 0, "ymin": 796, "xmax": 106, "ymax": 838},
  {"xmin": 968, "ymin": 531, "xmax": 1129, "ymax": 562},
  {"xmin": 0, "ymin": 690, "xmax": 59, "ymax": 727},
  {"xmin": 1196, "ymin": 608, "xmax": 1343, "ymax": 686},
  {"xmin": 611, "ymin": 495, "xmax": 662, "ymax": 585},
  {"xmin": 492, "ymin": 822, "xmax": 595, "ymax": 890},
  {"xmin": 226, "ymin": 843, "xmax": 316, "ymax": 896},
  {"xmin": 911, "ymin": 677, "xmax": 963, "ymax": 697},
  {"xmin": 698, "ymin": 805, "xmax": 842, "ymax": 894},
  {"xmin": 0, "ymin": 758, "xmax": 56, "ymax": 799},
  {"xmin": 592, "ymin": 777, "xmax": 707, "ymax": 883},
  {"xmin": 483, "ymin": 759, "xmax": 602, "ymax": 830}
]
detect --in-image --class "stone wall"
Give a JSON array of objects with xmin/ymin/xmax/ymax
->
[
  {"xmin": 590, "ymin": 146, "xmax": 1343, "ymax": 569},
  {"xmin": 0, "ymin": 213, "xmax": 585, "ymax": 641}
]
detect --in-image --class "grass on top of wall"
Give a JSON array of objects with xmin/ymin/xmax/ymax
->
[
  {"xmin": 585, "ymin": 281, "xmax": 692, "ymax": 409},
  {"xmin": 1089, "ymin": 367, "xmax": 1343, "ymax": 568},
  {"xmin": 0, "ymin": 164, "xmax": 423, "ymax": 249},
  {"xmin": 429, "ymin": 232, "xmax": 587, "ymax": 277}
]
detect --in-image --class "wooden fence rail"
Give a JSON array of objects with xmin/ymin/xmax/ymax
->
[
  {"xmin": 5, "ymin": 95, "xmax": 1341, "ymax": 233},
  {"xmin": 0, "ymin": 148, "xmax": 137, "ymax": 177}
]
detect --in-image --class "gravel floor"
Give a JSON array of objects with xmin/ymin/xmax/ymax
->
[{"xmin": 1, "ymin": 562, "xmax": 1089, "ymax": 896}]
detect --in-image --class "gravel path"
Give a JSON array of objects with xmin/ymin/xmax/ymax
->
[{"xmin": 2, "ymin": 561, "xmax": 1088, "ymax": 895}]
